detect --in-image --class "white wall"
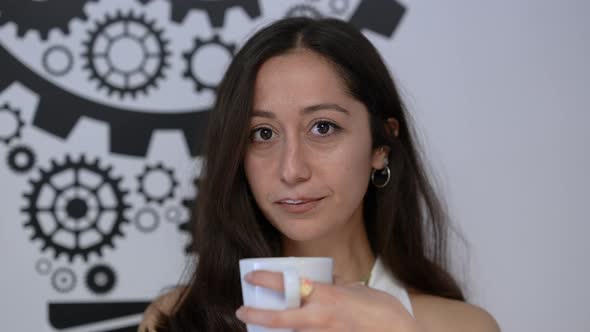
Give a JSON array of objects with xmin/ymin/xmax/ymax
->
[{"xmin": 381, "ymin": 1, "xmax": 590, "ymax": 330}]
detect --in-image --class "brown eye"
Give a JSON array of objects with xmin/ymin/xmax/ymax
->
[
  {"xmin": 260, "ymin": 128, "xmax": 273, "ymax": 140},
  {"xmin": 250, "ymin": 127, "xmax": 275, "ymax": 142},
  {"xmin": 317, "ymin": 122, "xmax": 330, "ymax": 134},
  {"xmin": 310, "ymin": 121, "xmax": 341, "ymax": 137}
]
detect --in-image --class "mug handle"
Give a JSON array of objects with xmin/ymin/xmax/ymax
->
[{"xmin": 283, "ymin": 269, "xmax": 301, "ymax": 308}]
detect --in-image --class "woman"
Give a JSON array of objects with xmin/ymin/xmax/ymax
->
[{"xmin": 140, "ymin": 17, "xmax": 500, "ymax": 331}]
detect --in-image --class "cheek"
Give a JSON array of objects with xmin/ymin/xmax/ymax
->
[
  {"xmin": 244, "ymin": 153, "xmax": 271, "ymax": 201},
  {"xmin": 317, "ymin": 139, "xmax": 373, "ymax": 200}
]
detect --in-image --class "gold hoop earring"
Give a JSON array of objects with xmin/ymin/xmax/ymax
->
[{"xmin": 371, "ymin": 165, "xmax": 390, "ymax": 188}]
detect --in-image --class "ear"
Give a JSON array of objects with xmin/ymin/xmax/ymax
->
[
  {"xmin": 371, "ymin": 145, "xmax": 390, "ymax": 170},
  {"xmin": 370, "ymin": 117, "xmax": 399, "ymax": 169},
  {"xmin": 385, "ymin": 117, "xmax": 399, "ymax": 138}
]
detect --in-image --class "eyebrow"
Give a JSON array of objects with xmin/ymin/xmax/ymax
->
[{"xmin": 251, "ymin": 103, "xmax": 351, "ymax": 119}]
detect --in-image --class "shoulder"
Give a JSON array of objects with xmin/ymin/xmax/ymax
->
[
  {"xmin": 409, "ymin": 292, "xmax": 501, "ymax": 332},
  {"xmin": 139, "ymin": 287, "xmax": 186, "ymax": 332}
]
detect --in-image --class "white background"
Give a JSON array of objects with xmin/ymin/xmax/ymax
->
[{"xmin": 381, "ymin": 1, "xmax": 589, "ymax": 331}]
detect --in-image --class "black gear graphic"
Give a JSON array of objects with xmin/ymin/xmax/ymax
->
[
  {"xmin": 134, "ymin": 207, "xmax": 160, "ymax": 233},
  {"xmin": 349, "ymin": 0, "xmax": 406, "ymax": 37},
  {"xmin": 22, "ymin": 155, "xmax": 131, "ymax": 262},
  {"xmin": 285, "ymin": 5, "xmax": 323, "ymax": 19},
  {"xmin": 182, "ymin": 35, "xmax": 236, "ymax": 92},
  {"xmin": 85, "ymin": 264, "xmax": 117, "ymax": 295},
  {"xmin": 136, "ymin": 163, "xmax": 178, "ymax": 205},
  {"xmin": 0, "ymin": 103, "xmax": 25, "ymax": 145},
  {"xmin": 82, "ymin": 11, "xmax": 171, "ymax": 98},
  {"xmin": 137, "ymin": 0, "xmax": 261, "ymax": 27},
  {"xmin": 178, "ymin": 195, "xmax": 196, "ymax": 254},
  {"xmin": 1, "ymin": 45, "xmax": 210, "ymax": 157},
  {"xmin": 51, "ymin": 267, "xmax": 77, "ymax": 293},
  {"xmin": 0, "ymin": 0, "xmax": 98, "ymax": 39},
  {"xmin": 7, "ymin": 144, "xmax": 36, "ymax": 173}
]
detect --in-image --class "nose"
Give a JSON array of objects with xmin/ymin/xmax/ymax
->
[{"xmin": 279, "ymin": 136, "xmax": 311, "ymax": 185}]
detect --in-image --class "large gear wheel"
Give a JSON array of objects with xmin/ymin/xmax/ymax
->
[
  {"xmin": 0, "ymin": 0, "xmax": 98, "ymax": 39},
  {"xmin": 182, "ymin": 35, "xmax": 236, "ymax": 92},
  {"xmin": 136, "ymin": 162, "xmax": 178, "ymax": 205},
  {"xmin": 0, "ymin": 102, "xmax": 25, "ymax": 145},
  {"xmin": 22, "ymin": 155, "xmax": 131, "ymax": 262},
  {"xmin": 137, "ymin": 0, "xmax": 261, "ymax": 27},
  {"xmin": 82, "ymin": 11, "xmax": 171, "ymax": 98}
]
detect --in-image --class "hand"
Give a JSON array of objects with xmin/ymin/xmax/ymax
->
[{"xmin": 236, "ymin": 270, "xmax": 423, "ymax": 332}]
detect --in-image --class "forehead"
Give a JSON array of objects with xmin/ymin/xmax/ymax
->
[{"xmin": 253, "ymin": 49, "xmax": 351, "ymax": 110}]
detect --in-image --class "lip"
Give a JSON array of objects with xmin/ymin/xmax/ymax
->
[{"xmin": 274, "ymin": 197, "xmax": 325, "ymax": 214}]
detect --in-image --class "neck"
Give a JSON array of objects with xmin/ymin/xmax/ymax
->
[{"xmin": 281, "ymin": 215, "xmax": 375, "ymax": 284}]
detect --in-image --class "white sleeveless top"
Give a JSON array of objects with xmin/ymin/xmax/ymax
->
[{"xmin": 366, "ymin": 257, "xmax": 414, "ymax": 316}]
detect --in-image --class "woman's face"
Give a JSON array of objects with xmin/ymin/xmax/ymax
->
[{"xmin": 244, "ymin": 49, "xmax": 387, "ymax": 242}]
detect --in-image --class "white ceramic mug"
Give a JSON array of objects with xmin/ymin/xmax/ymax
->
[{"xmin": 239, "ymin": 257, "xmax": 334, "ymax": 332}]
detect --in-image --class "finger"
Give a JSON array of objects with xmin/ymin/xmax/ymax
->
[
  {"xmin": 244, "ymin": 270, "xmax": 284, "ymax": 292},
  {"xmin": 236, "ymin": 305, "xmax": 324, "ymax": 330}
]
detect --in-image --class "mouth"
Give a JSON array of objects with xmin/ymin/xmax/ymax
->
[{"xmin": 274, "ymin": 197, "xmax": 325, "ymax": 214}]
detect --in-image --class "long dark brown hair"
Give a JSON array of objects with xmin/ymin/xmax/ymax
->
[{"xmin": 156, "ymin": 17, "xmax": 465, "ymax": 331}]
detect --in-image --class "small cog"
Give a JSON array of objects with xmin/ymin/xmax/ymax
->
[
  {"xmin": 35, "ymin": 258, "xmax": 52, "ymax": 276},
  {"xmin": 42, "ymin": 45, "xmax": 74, "ymax": 77},
  {"xmin": 0, "ymin": 103, "xmax": 25, "ymax": 145},
  {"xmin": 182, "ymin": 35, "xmax": 236, "ymax": 92},
  {"xmin": 85, "ymin": 264, "xmax": 117, "ymax": 295},
  {"xmin": 7, "ymin": 144, "xmax": 36, "ymax": 173},
  {"xmin": 165, "ymin": 205, "xmax": 183, "ymax": 223},
  {"xmin": 22, "ymin": 155, "xmax": 131, "ymax": 262},
  {"xmin": 82, "ymin": 11, "xmax": 171, "ymax": 98},
  {"xmin": 51, "ymin": 267, "xmax": 77, "ymax": 293},
  {"xmin": 137, "ymin": 0, "xmax": 261, "ymax": 27},
  {"xmin": 134, "ymin": 207, "xmax": 160, "ymax": 233},
  {"xmin": 0, "ymin": 0, "xmax": 98, "ymax": 39},
  {"xmin": 136, "ymin": 162, "xmax": 178, "ymax": 205},
  {"xmin": 285, "ymin": 5, "xmax": 323, "ymax": 19}
]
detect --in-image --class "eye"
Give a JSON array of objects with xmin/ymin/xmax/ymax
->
[
  {"xmin": 250, "ymin": 127, "xmax": 275, "ymax": 142},
  {"xmin": 310, "ymin": 121, "xmax": 341, "ymax": 136}
]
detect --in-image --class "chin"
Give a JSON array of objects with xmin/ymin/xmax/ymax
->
[{"xmin": 274, "ymin": 219, "xmax": 332, "ymax": 242}]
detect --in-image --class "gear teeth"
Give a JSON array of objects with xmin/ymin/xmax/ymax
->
[
  {"xmin": 82, "ymin": 11, "xmax": 170, "ymax": 99},
  {"xmin": 136, "ymin": 162, "xmax": 178, "ymax": 205},
  {"xmin": 0, "ymin": 0, "xmax": 98, "ymax": 40},
  {"xmin": 21, "ymin": 155, "xmax": 130, "ymax": 262},
  {"xmin": 0, "ymin": 103, "xmax": 25, "ymax": 145},
  {"xmin": 0, "ymin": 3, "xmax": 209, "ymax": 157},
  {"xmin": 182, "ymin": 35, "xmax": 236, "ymax": 92},
  {"xmin": 137, "ymin": 0, "xmax": 261, "ymax": 27}
]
